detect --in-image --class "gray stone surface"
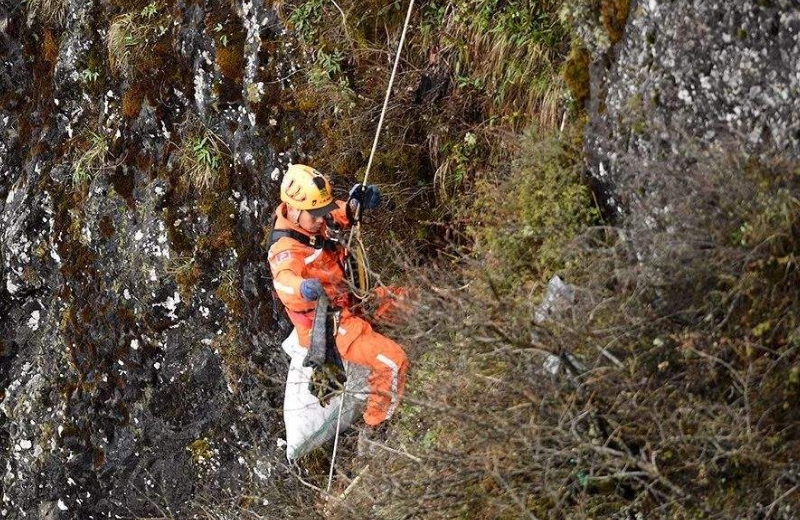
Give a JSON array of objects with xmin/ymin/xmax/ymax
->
[
  {"xmin": 585, "ymin": 0, "xmax": 800, "ymax": 218},
  {"xmin": 0, "ymin": 1, "xmax": 295, "ymax": 517}
]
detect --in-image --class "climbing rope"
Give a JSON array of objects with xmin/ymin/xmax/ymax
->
[
  {"xmin": 328, "ymin": 0, "xmax": 416, "ymax": 494},
  {"xmin": 347, "ymin": 0, "xmax": 416, "ymax": 247},
  {"xmin": 362, "ymin": 0, "xmax": 416, "ymax": 188}
]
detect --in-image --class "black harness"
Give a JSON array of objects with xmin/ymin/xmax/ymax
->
[
  {"xmin": 267, "ymin": 215, "xmax": 340, "ymax": 252},
  {"xmin": 268, "ymin": 227, "xmax": 340, "ymax": 251},
  {"xmin": 267, "ymin": 212, "xmax": 365, "ymax": 303}
]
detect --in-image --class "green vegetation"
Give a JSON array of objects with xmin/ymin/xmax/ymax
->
[
  {"xmin": 468, "ymin": 127, "xmax": 600, "ymax": 293},
  {"xmin": 79, "ymin": 67, "xmax": 101, "ymax": 84},
  {"xmin": 275, "ymin": 0, "xmax": 579, "ymax": 277},
  {"xmin": 71, "ymin": 131, "xmax": 109, "ymax": 187},
  {"xmin": 564, "ymin": 43, "xmax": 591, "ymax": 107},
  {"xmin": 107, "ymin": 2, "xmax": 170, "ymax": 78},
  {"xmin": 175, "ymin": 123, "xmax": 228, "ymax": 194},
  {"xmin": 423, "ymin": 0, "xmax": 568, "ymax": 127}
]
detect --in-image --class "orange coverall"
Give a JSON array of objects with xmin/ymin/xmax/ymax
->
[{"xmin": 268, "ymin": 201, "xmax": 408, "ymax": 426}]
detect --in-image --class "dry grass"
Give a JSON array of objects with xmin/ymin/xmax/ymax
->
[
  {"xmin": 72, "ymin": 131, "xmax": 109, "ymax": 187},
  {"xmin": 25, "ymin": 0, "xmax": 67, "ymax": 26},
  {"xmin": 326, "ymin": 143, "xmax": 800, "ymax": 519},
  {"xmin": 107, "ymin": 3, "xmax": 169, "ymax": 78},
  {"xmin": 108, "ymin": 13, "xmax": 138, "ymax": 75}
]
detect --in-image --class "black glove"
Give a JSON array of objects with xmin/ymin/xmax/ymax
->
[
  {"xmin": 362, "ymin": 184, "xmax": 381, "ymax": 209},
  {"xmin": 348, "ymin": 183, "xmax": 382, "ymax": 218}
]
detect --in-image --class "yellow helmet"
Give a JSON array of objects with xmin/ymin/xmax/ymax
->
[{"xmin": 280, "ymin": 164, "xmax": 338, "ymax": 216}]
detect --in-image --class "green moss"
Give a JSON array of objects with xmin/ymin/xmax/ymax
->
[
  {"xmin": 468, "ymin": 127, "xmax": 600, "ymax": 294},
  {"xmin": 600, "ymin": 0, "xmax": 631, "ymax": 44},
  {"xmin": 563, "ymin": 43, "xmax": 591, "ymax": 108},
  {"xmin": 188, "ymin": 437, "xmax": 214, "ymax": 463}
]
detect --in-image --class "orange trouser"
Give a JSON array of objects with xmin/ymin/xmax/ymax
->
[{"xmin": 335, "ymin": 313, "xmax": 408, "ymax": 426}]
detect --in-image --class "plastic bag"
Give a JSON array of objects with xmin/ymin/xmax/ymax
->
[{"xmin": 282, "ymin": 329, "xmax": 370, "ymax": 460}]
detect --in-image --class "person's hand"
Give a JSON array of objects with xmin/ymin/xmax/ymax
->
[
  {"xmin": 349, "ymin": 183, "xmax": 382, "ymax": 211},
  {"xmin": 362, "ymin": 184, "xmax": 381, "ymax": 210},
  {"xmin": 300, "ymin": 279, "xmax": 325, "ymax": 301}
]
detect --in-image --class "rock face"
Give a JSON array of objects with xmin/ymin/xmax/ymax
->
[
  {"xmin": 0, "ymin": 1, "xmax": 301, "ymax": 517},
  {"xmin": 4, "ymin": 0, "xmax": 796, "ymax": 516},
  {"xmin": 585, "ymin": 0, "xmax": 800, "ymax": 219}
]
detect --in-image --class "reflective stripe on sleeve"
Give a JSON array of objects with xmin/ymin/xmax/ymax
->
[
  {"xmin": 274, "ymin": 280, "xmax": 296, "ymax": 295},
  {"xmin": 376, "ymin": 354, "xmax": 399, "ymax": 420},
  {"xmin": 304, "ymin": 248, "xmax": 323, "ymax": 265}
]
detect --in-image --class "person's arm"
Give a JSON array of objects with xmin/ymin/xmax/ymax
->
[
  {"xmin": 328, "ymin": 200, "xmax": 350, "ymax": 228},
  {"xmin": 329, "ymin": 183, "xmax": 382, "ymax": 228},
  {"xmin": 268, "ymin": 240, "xmax": 312, "ymax": 310}
]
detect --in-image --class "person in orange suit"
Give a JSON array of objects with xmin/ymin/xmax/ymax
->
[{"xmin": 268, "ymin": 164, "xmax": 408, "ymax": 427}]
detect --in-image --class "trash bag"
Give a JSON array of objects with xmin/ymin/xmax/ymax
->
[
  {"xmin": 282, "ymin": 329, "xmax": 370, "ymax": 460},
  {"xmin": 534, "ymin": 275, "xmax": 586, "ymax": 376}
]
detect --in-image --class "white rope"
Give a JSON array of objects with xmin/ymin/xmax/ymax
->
[
  {"xmin": 347, "ymin": 0, "xmax": 415, "ymax": 252},
  {"xmin": 329, "ymin": 0, "xmax": 415, "ymax": 491},
  {"xmin": 327, "ymin": 383, "xmax": 347, "ymax": 492},
  {"xmin": 361, "ymin": 0, "xmax": 416, "ymax": 188}
]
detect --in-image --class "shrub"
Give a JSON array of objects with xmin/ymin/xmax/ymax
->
[
  {"xmin": 323, "ymin": 128, "xmax": 600, "ymax": 519},
  {"xmin": 468, "ymin": 126, "xmax": 600, "ymax": 295},
  {"xmin": 329, "ymin": 142, "xmax": 800, "ymax": 519}
]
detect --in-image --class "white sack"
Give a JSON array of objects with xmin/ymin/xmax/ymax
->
[{"xmin": 282, "ymin": 329, "xmax": 370, "ymax": 460}]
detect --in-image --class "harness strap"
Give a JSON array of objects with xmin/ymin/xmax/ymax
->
[{"xmin": 269, "ymin": 228, "xmax": 340, "ymax": 252}]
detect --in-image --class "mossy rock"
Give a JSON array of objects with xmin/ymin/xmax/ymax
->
[
  {"xmin": 564, "ymin": 43, "xmax": 591, "ymax": 108},
  {"xmin": 121, "ymin": 85, "xmax": 145, "ymax": 119},
  {"xmin": 601, "ymin": 0, "xmax": 632, "ymax": 45}
]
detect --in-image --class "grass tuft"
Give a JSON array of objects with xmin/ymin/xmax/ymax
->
[
  {"xmin": 107, "ymin": 2, "xmax": 170, "ymax": 78},
  {"xmin": 174, "ymin": 122, "xmax": 229, "ymax": 194},
  {"xmin": 72, "ymin": 132, "xmax": 110, "ymax": 188},
  {"xmin": 25, "ymin": 0, "xmax": 67, "ymax": 26}
]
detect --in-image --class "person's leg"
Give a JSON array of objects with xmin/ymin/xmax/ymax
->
[
  {"xmin": 368, "ymin": 285, "xmax": 410, "ymax": 325},
  {"xmin": 336, "ymin": 316, "xmax": 408, "ymax": 425}
]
